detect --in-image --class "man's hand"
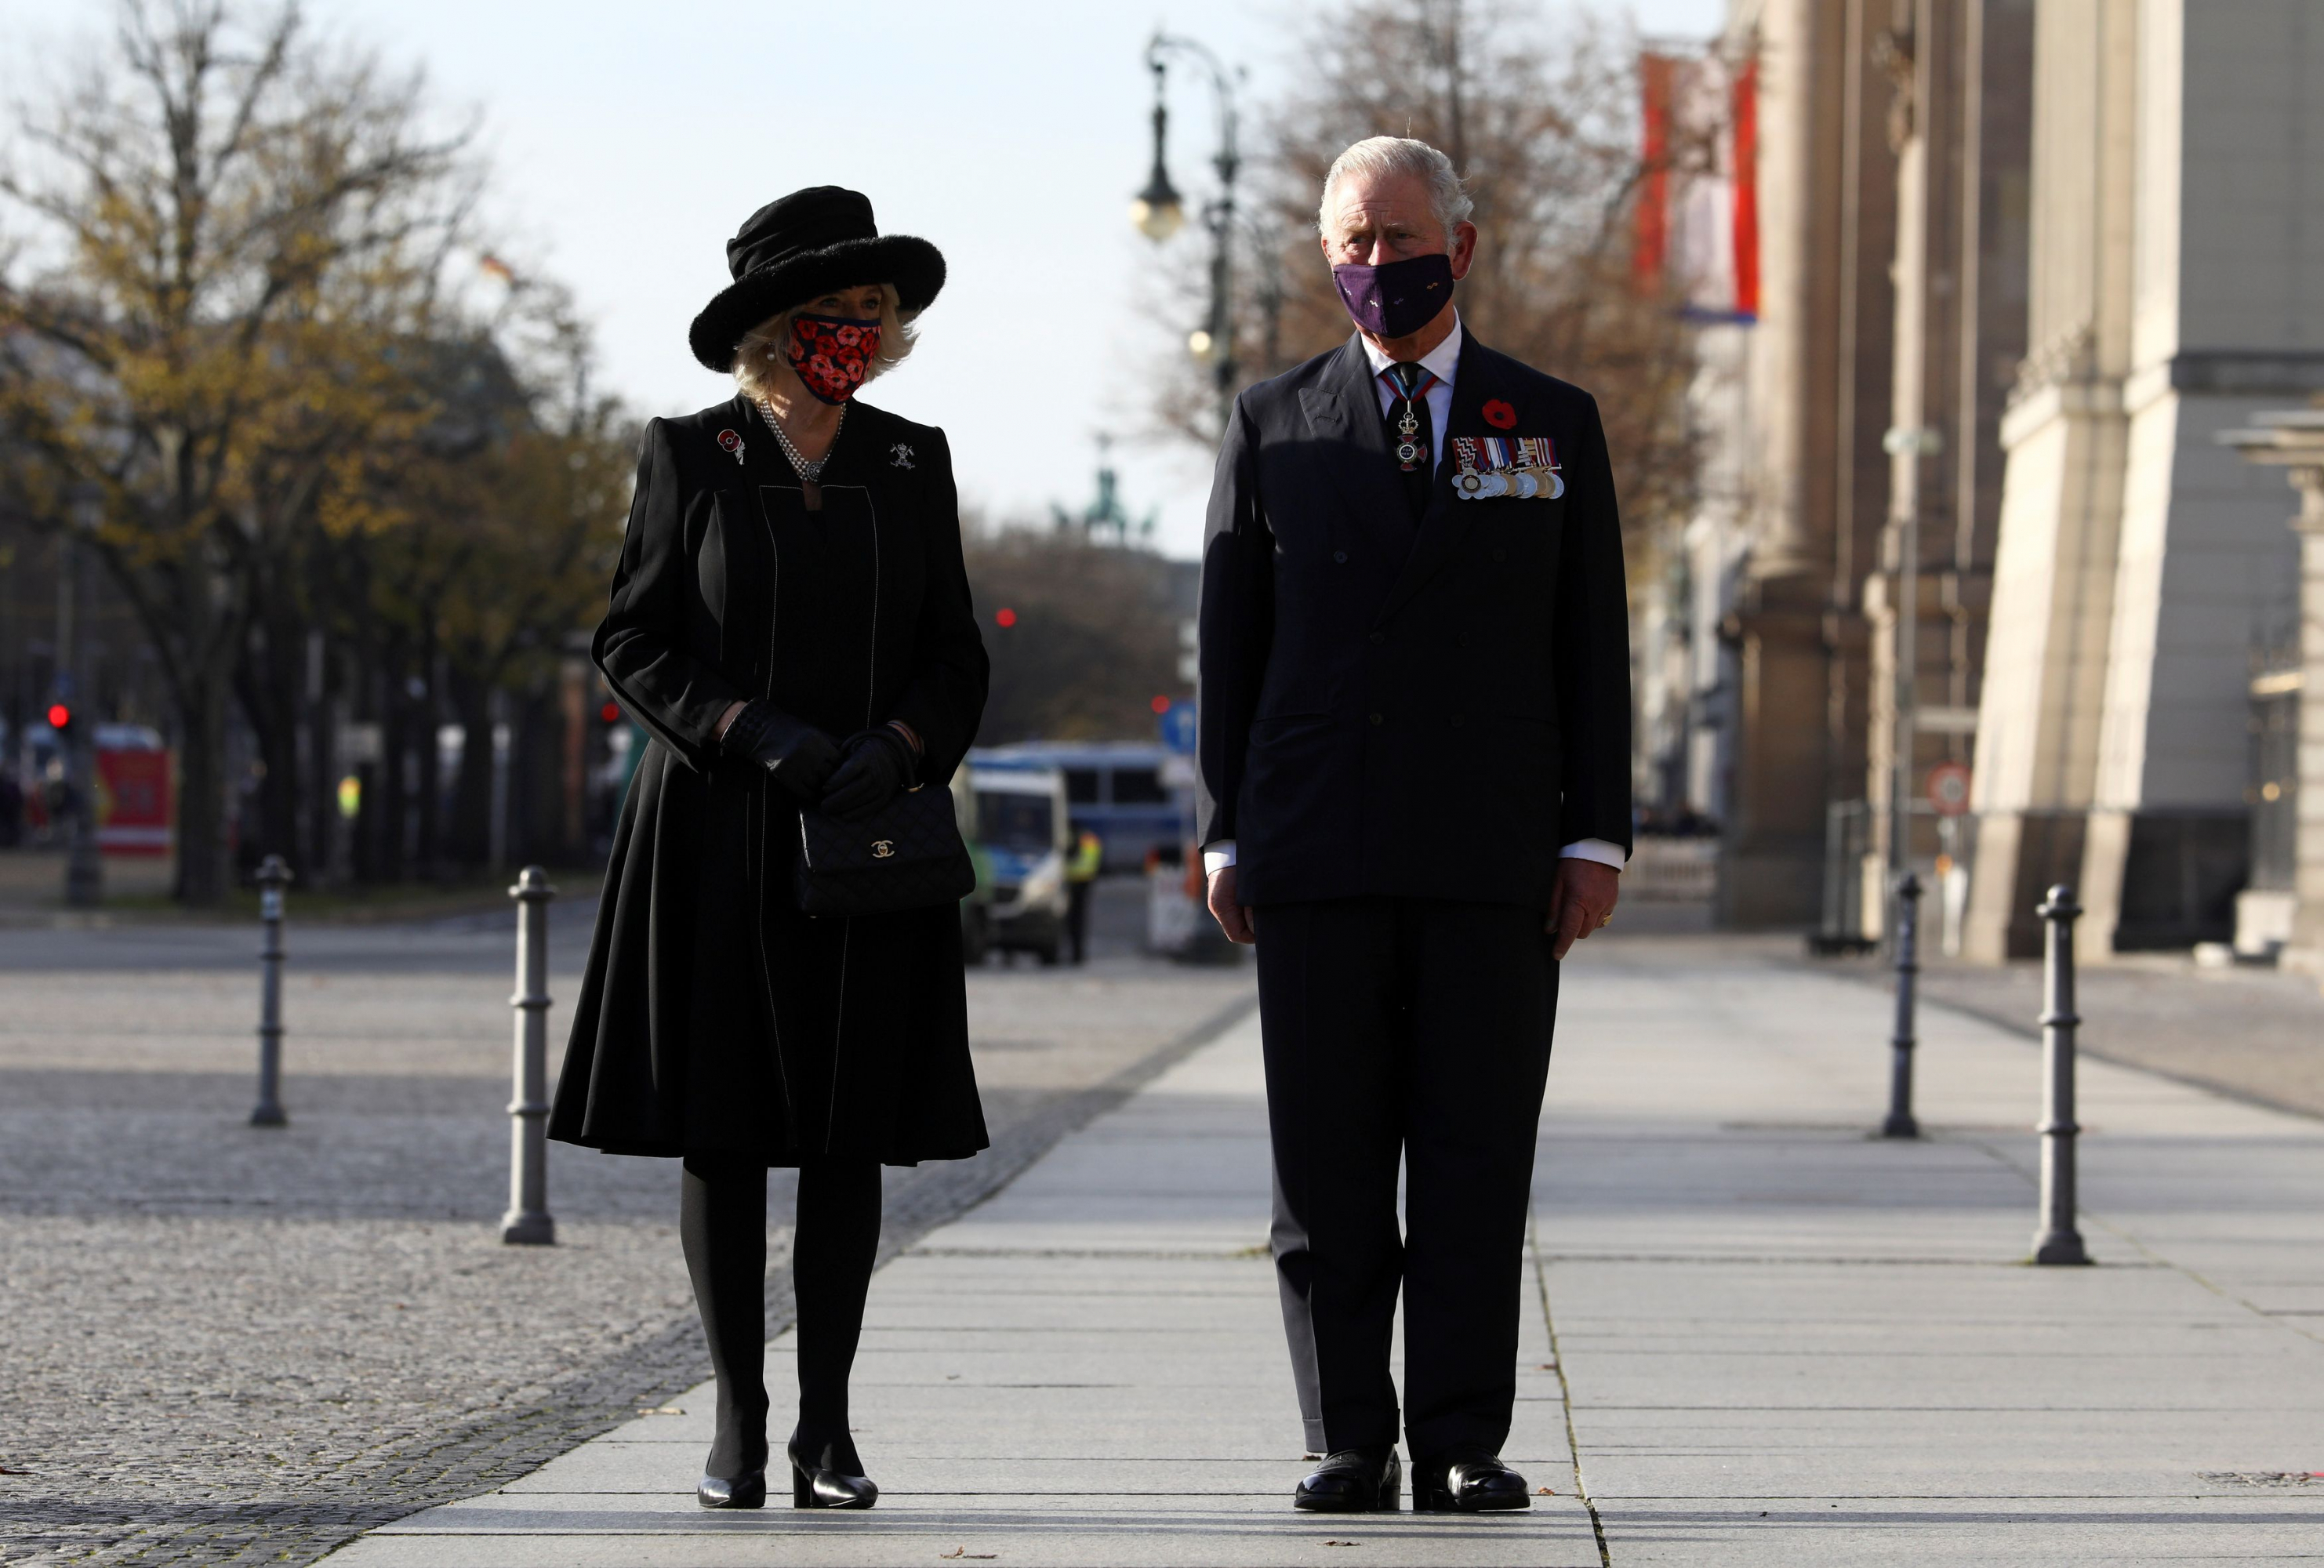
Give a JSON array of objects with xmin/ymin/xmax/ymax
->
[
  {"xmin": 1546, "ymin": 858, "xmax": 1619, "ymax": 960},
  {"xmin": 1207, "ymin": 865, "xmax": 1257, "ymax": 946}
]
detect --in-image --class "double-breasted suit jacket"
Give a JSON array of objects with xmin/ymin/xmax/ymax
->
[
  {"xmin": 550, "ymin": 393, "xmax": 991, "ymax": 1166},
  {"xmin": 1196, "ymin": 333, "xmax": 1632, "ymax": 909}
]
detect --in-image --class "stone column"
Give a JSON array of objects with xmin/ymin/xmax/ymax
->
[
  {"xmin": 1961, "ymin": 0, "xmax": 2140, "ymax": 962},
  {"xmin": 2221, "ymin": 412, "xmax": 2324, "ymax": 964},
  {"xmin": 1718, "ymin": 0, "xmax": 1900, "ymax": 930},
  {"xmin": 2293, "ymin": 465, "xmax": 2324, "ymax": 962}
]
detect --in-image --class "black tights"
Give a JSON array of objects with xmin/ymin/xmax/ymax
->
[{"xmin": 680, "ymin": 1153, "xmax": 883, "ymax": 1478}]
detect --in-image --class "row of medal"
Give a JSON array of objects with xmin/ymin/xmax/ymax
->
[{"xmin": 1452, "ymin": 436, "xmax": 1564, "ymax": 501}]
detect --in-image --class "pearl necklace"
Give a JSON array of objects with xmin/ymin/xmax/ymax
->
[{"xmin": 754, "ymin": 397, "xmax": 843, "ymax": 482}]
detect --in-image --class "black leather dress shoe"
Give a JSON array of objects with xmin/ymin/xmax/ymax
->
[
  {"xmin": 1294, "ymin": 1446, "xmax": 1402, "ymax": 1512},
  {"xmin": 788, "ymin": 1436, "xmax": 878, "ymax": 1510},
  {"xmin": 695, "ymin": 1468, "xmax": 766, "ymax": 1508},
  {"xmin": 1413, "ymin": 1450, "xmax": 1531, "ymax": 1512}
]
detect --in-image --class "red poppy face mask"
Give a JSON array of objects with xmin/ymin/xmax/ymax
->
[{"xmin": 786, "ymin": 313, "xmax": 883, "ymax": 404}]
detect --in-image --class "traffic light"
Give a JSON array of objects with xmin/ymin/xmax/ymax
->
[
  {"xmin": 599, "ymin": 700, "xmax": 623, "ymax": 724},
  {"xmin": 45, "ymin": 702, "xmax": 71, "ymax": 733},
  {"xmin": 994, "ymin": 607, "xmax": 1018, "ymax": 629}
]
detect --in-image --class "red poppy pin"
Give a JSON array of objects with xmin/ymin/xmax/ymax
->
[
  {"xmin": 1482, "ymin": 399, "xmax": 1518, "ymax": 430},
  {"xmin": 717, "ymin": 429, "xmax": 745, "ymax": 466}
]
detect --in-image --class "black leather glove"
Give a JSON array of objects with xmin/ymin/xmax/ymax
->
[
  {"xmin": 819, "ymin": 726, "xmax": 916, "ymax": 820},
  {"xmin": 721, "ymin": 702, "xmax": 841, "ymax": 803}
]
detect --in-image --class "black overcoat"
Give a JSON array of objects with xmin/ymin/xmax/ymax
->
[
  {"xmin": 549, "ymin": 393, "xmax": 992, "ymax": 1165},
  {"xmin": 1196, "ymin": 332, "xmax": 1633, "ymax": 910}
]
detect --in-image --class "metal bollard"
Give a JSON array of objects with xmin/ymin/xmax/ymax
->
[
  {"xmin": 1880, "ymin": 871, "xmax": 1923, "ymax": 1138},
  {"xmin": 2032, "ymin": 885, "xmax": 2090, "ymax": 1265},
  {"xmin": 249, "ymin": 855, "xmax": 291, "ymax": 1127},
  {"xmin": 500, "ymin": 866, "xmax": 557, "ymax": 1245}
]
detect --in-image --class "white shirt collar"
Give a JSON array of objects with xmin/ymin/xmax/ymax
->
[{"xmin": 1359, "ymin": 310, "xmax": 1463, "ymax": 389}]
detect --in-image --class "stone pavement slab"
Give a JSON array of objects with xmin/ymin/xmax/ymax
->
[
  {"xmin": 1541, "ymin": 935, "xmax": 2324, "ymax": 1563},
  {"xmin": 323, "ymin": 1011, "xmax": 1596, "ymax": 1566},
  {"xmin": 321, "ymin": 931, "xmax": 2324, "ymax": 1566}
]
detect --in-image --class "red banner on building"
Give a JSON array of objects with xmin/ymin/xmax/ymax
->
[
  {"xmin": 1636, "ymin": 53, "xmax": 1676, "ymax": 293},
  {"xmin": 1636, "ymin": 47, "xmax": 1759, "ymax": 324}
]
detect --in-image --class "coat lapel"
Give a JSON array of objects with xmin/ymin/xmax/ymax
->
[
  {"xmin": 1375, "ymin": 335, "xmax": 1501, "ymax": 624},
  {"xmin": 1301, "ymin": 337, "xmax": 1407, "ymax": 527}
]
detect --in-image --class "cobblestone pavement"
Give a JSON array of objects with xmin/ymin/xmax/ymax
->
[{"xmin": 0, "ymin": 881, "xmax": 1255, "ymax": 1566}]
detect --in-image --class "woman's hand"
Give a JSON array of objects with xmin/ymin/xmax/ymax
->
[
  {"xmin": 820, "ymin": 728, "xmax": 915, "ymax": 819},
  {"xmin": 721, "ymin": 702, "xmax": 841, "ymax": 802}
]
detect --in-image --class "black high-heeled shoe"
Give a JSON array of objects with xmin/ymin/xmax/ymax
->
[
  {"xmin": 695, "ymin": 1468, "xmax": 767, "ymax": 1509},
  {"xmin": 788, "ymin": 1433, "xmax": 878, "ymax": 1510},
  {"xmin": 695, "ymin": 1416, "xmax": 769, "ymax": 1509}
]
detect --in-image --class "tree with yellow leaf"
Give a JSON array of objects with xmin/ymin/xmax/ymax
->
[{"xmin": 0, "ymin": 0, "xmax": 476, "ymax": 903}]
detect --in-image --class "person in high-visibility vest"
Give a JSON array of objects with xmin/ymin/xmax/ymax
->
[{"xmin": 1065, "ymin": 828, "xmax": 1103, "ymax": 964}]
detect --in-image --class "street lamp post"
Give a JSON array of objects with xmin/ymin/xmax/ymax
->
[{"xmin": 1131, "ymin": 31, "xmax": 1242, "ymax": 439}]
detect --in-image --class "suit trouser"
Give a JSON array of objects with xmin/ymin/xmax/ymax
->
[{"xmin": 1253, "ymin": 896, "xmax": 1558, "ymax": 1457}]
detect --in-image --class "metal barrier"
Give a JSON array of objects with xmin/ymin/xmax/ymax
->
[
  {"xmin": 500, "ymin": 866, "xmax": 557, "ymax": 1245},
  {"xmin": 1880, "ymin": 871, "xmax": 1923, "ymax": 1138},
  {"xmin": 2032, "ymin": 885, "xmax": 2090, "ymax": 1265},
  {"xmin": 250, "ymin": 855, "xmax": 291, "ymax": 1127}
]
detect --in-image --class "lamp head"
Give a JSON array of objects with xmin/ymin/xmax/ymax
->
[{"xmin": 1132, "ymin": 163, "xmax": 1185, "ymax": 242}]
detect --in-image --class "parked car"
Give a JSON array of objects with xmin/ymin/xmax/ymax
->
[{"xmin": 960, "ymin": 757, "xmax": 1070, "ymax": 965}]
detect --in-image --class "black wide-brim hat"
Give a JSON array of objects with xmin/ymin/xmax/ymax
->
[{"xmin": 688, "ymin": 186, "xmax": 945, "ymax": 373}]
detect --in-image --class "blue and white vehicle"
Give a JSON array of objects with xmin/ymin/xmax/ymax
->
[
  {"xmin": 963, "ymin": 759, "xmax": 1071, "ymax": 965},
  {"xmin": 969, "ymin": 742, "xmax": 1186, "ymax": 873}
]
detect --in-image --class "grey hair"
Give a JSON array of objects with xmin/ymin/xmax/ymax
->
[{"xmin": 1316, "ymin": 136, "xmax": 1473, "ymax": 240}]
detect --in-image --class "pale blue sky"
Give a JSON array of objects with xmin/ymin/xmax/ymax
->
[{"xmin": 8, "ymin": 1, "xmax": 1724, "ymax": 557}]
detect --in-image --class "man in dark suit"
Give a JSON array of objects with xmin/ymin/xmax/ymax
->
[{"xmin": 1197, "ymin": 136, "xmax": 1630, "ymax": 1514}]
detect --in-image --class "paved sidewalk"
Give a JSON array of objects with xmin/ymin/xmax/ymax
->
[{"xmin": 322, "ymin": 935, "xmax": 2324, "ymax": 1565}]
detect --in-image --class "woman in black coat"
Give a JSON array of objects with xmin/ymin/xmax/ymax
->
[{"xmin": 549, "ymin": 187, "xmax": 989, "ymax": 1512}]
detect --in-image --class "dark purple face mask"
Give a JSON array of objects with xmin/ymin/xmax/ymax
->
[{"xmin": 1331, "ymin": 251, "xmax": 1455, "ymax": 339}]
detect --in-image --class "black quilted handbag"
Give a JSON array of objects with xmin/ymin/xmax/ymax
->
[{"xmin": 793, "ymin": 783, "xmax": 975, "ymax": 917}]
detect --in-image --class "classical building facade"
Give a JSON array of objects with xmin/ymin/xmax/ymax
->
[
  {"xmin": 1672, "ymin": 0, "xmax": 2319, "ymax": 957},
  {"xmin": 1964, "ymin": 0, "xmax": 2324, "ymax": 958},
  {"xmin": 1693, "ymin": 0, "xmax": 2030, "ymax": 933}
]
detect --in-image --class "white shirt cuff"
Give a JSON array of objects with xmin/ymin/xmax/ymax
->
[{"xmin": 1201, "ymin": 840, "xmax": 1237, "ymax": 875}]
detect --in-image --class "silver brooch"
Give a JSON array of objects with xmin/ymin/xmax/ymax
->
[{"xmin": 889, "ymin": 442, "xmax": 916, "ymax": 470}]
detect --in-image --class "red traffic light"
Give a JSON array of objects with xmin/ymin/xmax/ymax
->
[
  {"xmin": 994, "ymin": 608, "xmax": 1018, "ymax": 629},
  {"xmin": 45, "ymin": 702, "xmax": 71, "ymax": 731},
  {"xmin": 599, "ymin": 701, "xmax": 623, "ymax": 724},
  {"xmin": 1150, "ymin": 695, "xmax": 1171, "ymax": 714}
]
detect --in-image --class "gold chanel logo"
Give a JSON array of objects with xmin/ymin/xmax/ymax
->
[{"xmin": 870, "ymin": 840, "xmax": 895, "ymax": 859}]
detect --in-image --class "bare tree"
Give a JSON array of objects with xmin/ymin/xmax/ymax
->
[
  {"xmin": 964, "ymin": 524, "xmax": 1187, "ymax": 745},
  {"xmin": 1149, "ymin": 0, "xmax": 1703, "ymax": 554}
]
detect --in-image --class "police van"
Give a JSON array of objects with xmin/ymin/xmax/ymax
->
[{"xmin": 958, "ymin": 753, "xmax": 1071, "ymax": 966}]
